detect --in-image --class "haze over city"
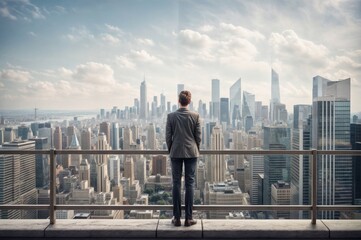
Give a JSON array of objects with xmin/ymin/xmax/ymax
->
[{"xmin": 0, "ymin": 0, "xmax": 360, "ymax": 113}]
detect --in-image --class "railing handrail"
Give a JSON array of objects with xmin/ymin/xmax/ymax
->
[{"xmin": 1, "ymin": 149, "xmax": 361, "ymax": 225}]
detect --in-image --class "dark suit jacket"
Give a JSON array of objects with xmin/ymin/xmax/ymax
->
[{"xmin": 166, "ymin": 107, "xmax": 201, "ymax": 158}]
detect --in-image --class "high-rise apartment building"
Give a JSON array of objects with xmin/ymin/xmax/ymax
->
[
  {"xmin": 0, "ymin": 140, "xmax": 37, "ymax": 219},
  {"xmin": 211, "ymin": 79, "xmax": 220, "ymax": 120},
  {"xmin": 312, "ymin": 76, "xmax": 352, "ymax": 219},
  {"xmin": 263, "ymin": 125, "xmax": 291, "ymax": 205},
  {"xmin": 140, "ymin": 80, "xmax": 147, "ymax": 120},
  {"xmin": 230, "ymin": 78, "xmax": 242, "ymax": 128}
]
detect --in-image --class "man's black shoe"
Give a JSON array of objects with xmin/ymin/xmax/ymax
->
[
  {"xmin": 184, "ymin": 219, "xmax": 197, "ymax": 227},
  {"xmin": 172, "ymin": 217, "xmax": 181, "ymax": 227}
]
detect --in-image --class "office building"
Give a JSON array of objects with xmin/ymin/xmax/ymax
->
[
  {"xmin": 312, "ymin": 76, "xmax": 352, "ymax": 219},
  {"xmin": 263, "ymin": 125, "xmax": 291, "ymax": 205},
  {"xmin": 211, "ymin": 79, "xmax": 220, "ymax": 120},
  {"xmin": 100, "ymin": 122, "xmax": 110, "ymax": 145},
  {"xmin": 291, "ymin": 105, "xmax": 312, "ymax": 219},
  {"xmin": 270, "ymin": 68, "xmax": 281, "ymax": 124},
  {"xmin": 177, "ymin": 84, "xmax": 184, "ymax": 95},
  {"xmin": 80, "ymin": 128, "xmax": 91, "ymax": 161},
  {"xmin": 230, "ymin": 78, "xmax": 242, "ymax": 128},
  {"xmin": 29, "ymin": 137, "xmax": 49, "ymax": 188},
  {"xmin": 220, "ymin": 98, "xmax": 230, "ymax": 126},
  {"xmin": 271, "ymin": 181, "xmax": 291, "ymax": 219},
  {"xmin": 250, "ymin": 150, "xmax": 264, "ymax": 205},
  {"xmin": 209, "ymin": 126, "xmax": 225, "ymax": 183},
  {"xmin": 242, "ymin": 91, "xmax": 255, "ymax": 126},
  {"xmin": 351, "ymin": 123, "xmax": 361, "ymax": 205},
  {"xmin": 79, "ymin": 159, "xmax": 90, "ymax": 183},
  {"xmin": 0, "ymin": 140, "xmax": 37, "ymax": 219},
  {"xmin": 152, "ymin": 155, "xmax": 167, "ymax": 176},
  {"xmin": 204, "ymin": 181, "xmax": 244, "ymax": 219},
  {"xmin": 140, "ymin": 80, "xmax": 147, "ymax": 120},
  {"xmin": 111, "ymin": 123, "xmax": 120, "ymax": 150},
  {"xmin": 147, "ymin": 123, "xmax": 156, "ymax": 150}
]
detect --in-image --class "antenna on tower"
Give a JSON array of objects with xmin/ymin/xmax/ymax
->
[{"xmin": 34, "ymin": 107, "xmax": 38, "ymax": 121}]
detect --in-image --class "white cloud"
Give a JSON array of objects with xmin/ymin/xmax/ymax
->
[
  {"xmin": 105, "ymin": 24, "xmax": 123, "ymax": 34},
  {"xmin": 130, "ymin": 50, "xmax": 163, "ymax": 64},
  {"xmin": 72, "ymin": 62, "xmax": 115, "ymax": 85},
  {"xmin": 116, "ymin": 56, "xmax": 136, "ymax": 69},
  {"xmin": 101, "ymin": 33, "xmax": 120, "ymax": 44},
  {"xmin": 28, "ymin": 31, "xmax": 37, "ymax": 37},
  {"xmin": 199, "ymin": 25, "xmax": 214, "ymax": 33},
  {"xmin": 0, "ymin": 69, "xmax": 32, "ymax": 82},
  {"xmin": 269, "ymin": 29, "xmax": 329, "ymax": 67},
  {"xmin": 178, "ymin": 29, "xmax": 212, "ymax": 49},
  {"xmin": 137, "ymin": 38, "xmax": 154, "ymax": 46},
  {"xmin": 219, "ymin": 23, "xmax": 265, "ymax": 41}
]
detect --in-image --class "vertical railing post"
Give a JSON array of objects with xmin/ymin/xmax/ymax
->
[
  {"xmin": 311, "ymin": 149, "xmax": 317, "ymax": 224},
  {"xmin": 49, "ymin": 148, "xmax": 56, "ymax": 224}
]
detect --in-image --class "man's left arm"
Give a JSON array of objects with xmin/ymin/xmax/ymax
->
[{"xmin": 194, "ymin": 114, "xmax": 201, "ymax": 150}]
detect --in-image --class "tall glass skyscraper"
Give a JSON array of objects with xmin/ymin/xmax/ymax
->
[
  {"xmin": 242, "ymin": 91, "xmax": 255, "ymax": 126},
  {"xmin": 291, "ymin": 105, "xmax": 312, "ymax": 219},
  {"xmin": 270, "ymin": 69, "xmax": 281, "ymax": 124},
  {"xmin": 140, "ymin": 80, "xmax": 147, "ymax": 120},
  {"xmin": 220, "ymin": 98, "xmax": 230, "ymax": 125},
  {"xmin": 211, "ymin": 79, "xmax": 220, "ymax": 121},
  {"xmin": 230, "ymin": 78, "xmax": 242, "ymax": 128},
  {"xmin": 263, "ymin": 126, "xmax": 291, "ymax": 205},
  {"xmin": 312, "ymin": 76, "xmax": 352, "ymax": 219}
]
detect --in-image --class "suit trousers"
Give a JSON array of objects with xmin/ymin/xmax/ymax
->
[{"xmin": 171, "ymin": 157, "xmax": 197, "ymax": 220}]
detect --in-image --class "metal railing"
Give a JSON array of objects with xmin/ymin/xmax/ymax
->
[{"xmin": 1, "ymin": 149, "xmax": 361, "ymax": 225}]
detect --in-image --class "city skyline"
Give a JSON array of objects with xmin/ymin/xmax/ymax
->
[{"xmin": 0, "ymin": 0, "xmax": 361, "ymax": 113}]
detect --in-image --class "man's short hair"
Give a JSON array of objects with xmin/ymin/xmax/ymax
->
[{"xmin": 179, "ymin": 90, "xmax": 191, "ymax": 106}]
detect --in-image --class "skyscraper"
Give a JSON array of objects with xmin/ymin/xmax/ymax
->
[
  {"xmin": 111, "ymin": 122, "xmax": 120, "ymax": 150},
  {"xmin": 79, "ymin": 159, "xmax": 90, "ymax": 183},
  {"xmin": 230, "ymin": 78, "xmax": 242, "ymax": 128},
  {"xmin": 177, "ymin": 84, "xmax": 184, "ymax": 95},
  {"xmin": 81, "ymin": 128, "xmax": 91, "ymax": 161},
  {"xmin": 96, "ymin": 133, "xmax": 109, "ymax": 165},
  {"xmin": 53, "ymin": 126, "xmax": 62, "ymax": 150},
  {"xmin": 291, "ymin": 107, "xmax": 311, "ymax": 219},
  {"xmin": 242, "ymin": 91, "xmax": 255, "ymax": 126},
  {"xmin": 147, "ymin": 123, "xmax": 156, "ymax": 150},
  {"xmin": 350, "ymin": 123, "xmax": 361, "ymax": 204},
  {"xmin": 29, "ymin": 137, "xmax": 49, "ymax": 188},
  {"xmin": 209, "ymin": 126, "xmax": 225, "ymax": 183},
  {"xmin": 220, "ymin": 98, "xmax": 230, "ymax": 126},
  {"xmin": 263, "ymin": 125, "xmax": 291, "ymax": 205},
  {"xmin": 100, "ymin": 122, "xmax": 111, "ymax": 145},
  {"xmin": 270, "ymin": 69, "xmax": 281, "ymax": 124},
  {"xmin": 0, "ymin": 140, "xmax": 37, "ymax": 219},
  {"xmin": 67, "ymin": 134, "xmax": 82, "ymax": 167},
  {"xmin": 140, "ymin": 80, "xmax": 147, "ymax": 120},
  {"xmin": 211, "ymin": 79, "xmax": 220, "ymax": 120},
  {"xmin": 18, "ymin": 125, "xmax": 29, "ymax": 140},
  {"xmin": 152, "ymin": 155, "xmax": 167, "ymax": 176},
  {"xmin": 312, "ymin": 76, "xmax": 352, "ymax": 219}
]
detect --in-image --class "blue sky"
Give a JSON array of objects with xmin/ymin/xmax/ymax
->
[{"xmin": 0, "ymin": 0, "xmax": 360, "ymax": 113}]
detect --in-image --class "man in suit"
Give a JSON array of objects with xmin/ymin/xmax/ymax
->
[{"xmin": 166, "ymin": 90, "xmax": 201, "ymax": 227}]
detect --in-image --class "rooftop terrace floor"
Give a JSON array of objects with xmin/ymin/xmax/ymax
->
[{"xmin": 1, "ymin": 219, "xmax": 361, "ymax": 239}]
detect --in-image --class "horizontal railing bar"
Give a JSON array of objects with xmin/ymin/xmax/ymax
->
[
  {"xmin": 1, "ymin": 204, "xmax": 360, "ymax": 211},
  {"xmin": 1, "ymin": 149, "xmax": 361, "ymax": 155},
  {"xmin": 54, "ymin": 205, "xmax": 313, "ymax": 211},
  {"xmin": 317, "ymin": 205, "xmax": 361, "ymax": 211},
  {"xmin": 0, "ymin": 205, "xmax": 49, "ymax": 210}
]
